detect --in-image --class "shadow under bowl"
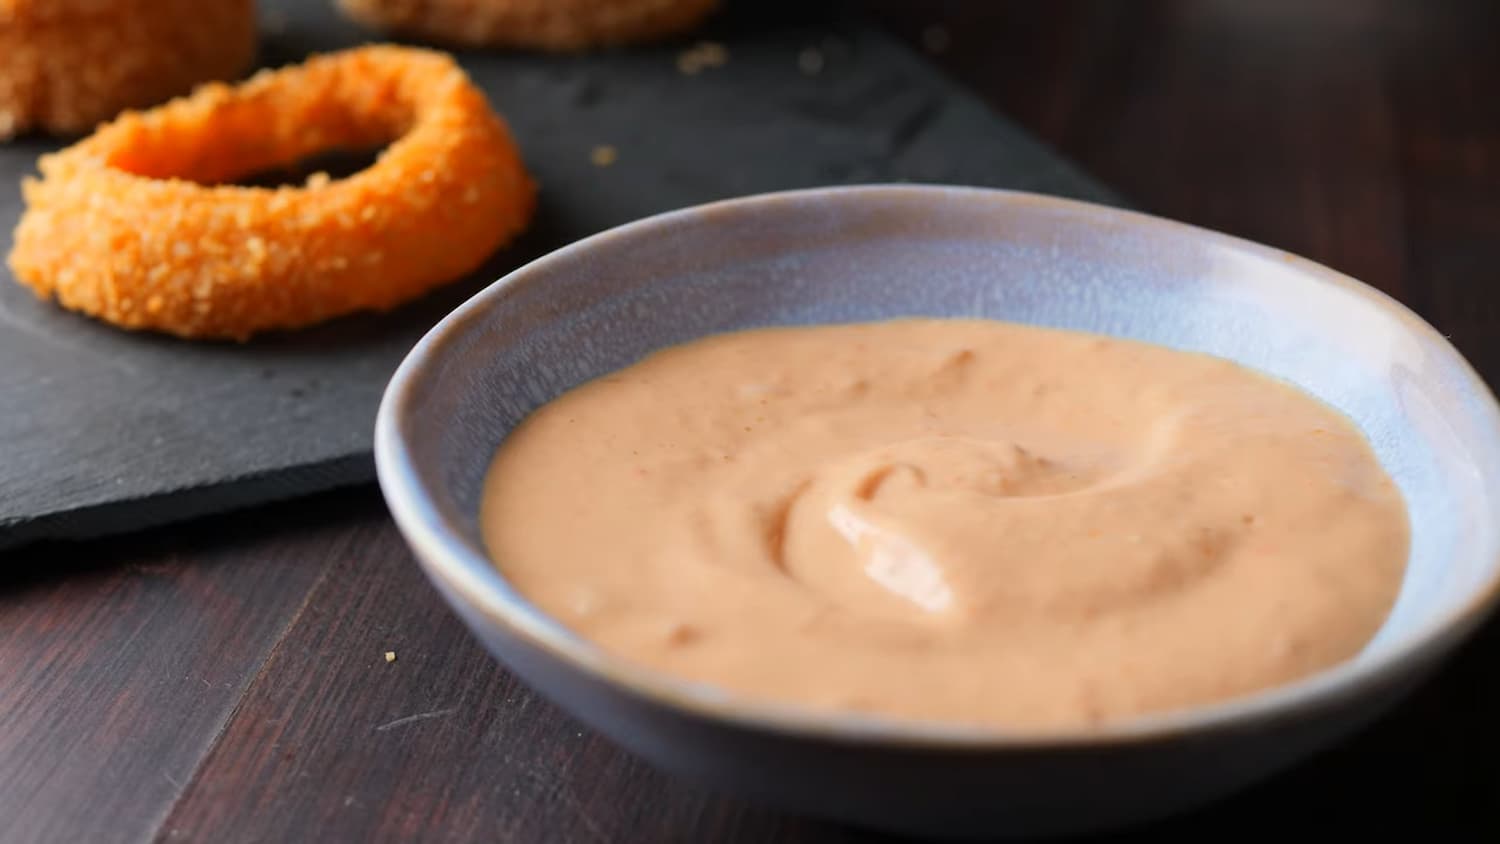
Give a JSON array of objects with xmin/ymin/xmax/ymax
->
[{"xmin": 375, "ymin": 185, "xmax": 1500, "ymax": 839}]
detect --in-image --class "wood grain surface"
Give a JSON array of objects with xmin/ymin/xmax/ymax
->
[{"xmin": 5, "ymin": 1, "xmax": 1500, "ymax": 841}]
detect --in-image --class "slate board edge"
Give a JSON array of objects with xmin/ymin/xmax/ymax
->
[{"xmin": 0, "ymin": 454, "xmax": 373, "ymax": 552}]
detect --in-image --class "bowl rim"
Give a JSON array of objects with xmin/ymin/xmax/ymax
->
[{"xmin": 375, "ymin": 183, "xmax": 1500, "ymax": 749}]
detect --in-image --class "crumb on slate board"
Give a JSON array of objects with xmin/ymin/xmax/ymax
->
[
  {"xmin": 798, "ymin": 47, "xmax": 825, "ymax": 76},
  {"xmin": 678, "ymin": 41, "xmax": 729, "ymax": 75},
  {"xmin": 591, "ymin": 144, "xmax": 618, "ymax": 167}
]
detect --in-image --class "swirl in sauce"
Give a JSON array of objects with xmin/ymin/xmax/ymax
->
[{"xmin": 481, "ymin": 319, "xmax": 1409, "ymax": 729}]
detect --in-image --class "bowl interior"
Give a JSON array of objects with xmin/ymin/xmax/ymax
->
[{"xmin": 386, "ymin": 185, "xmax": 1500, "ymax": 717}]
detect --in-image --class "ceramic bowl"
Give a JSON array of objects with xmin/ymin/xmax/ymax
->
[{"xmin": 374, "ymin": 185, "xmax": 1500, "ymax": 839}]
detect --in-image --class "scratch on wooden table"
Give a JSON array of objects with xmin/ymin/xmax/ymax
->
[
  {"xmin": 557, "ymin": 786, "xmax": 608, "ymax": 843},
  {"xmin": 373, "ymin": 707, "xmax": 458, "ymax": 733}
]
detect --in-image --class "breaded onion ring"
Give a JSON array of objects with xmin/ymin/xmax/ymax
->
[
  {"xmin": 7, "ymin": 45, "xmax": 536, "ymax": 341},
  {"xmin": 0, "ymin": 0, "xmax": 256, "ymax": 138},
  {"xmin": 338, "ymin": 0, "xmax": 719, "ymax": 52}
]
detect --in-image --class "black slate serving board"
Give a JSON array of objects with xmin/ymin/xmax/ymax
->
[{"xmin": 0, "ymin": 1, "xmax": 1119, "ymax": 550}]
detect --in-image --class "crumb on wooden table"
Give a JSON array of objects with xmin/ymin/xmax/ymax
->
[{"xmin": 922, "ymin": 24, "xmax": 951, "ymax": 54}]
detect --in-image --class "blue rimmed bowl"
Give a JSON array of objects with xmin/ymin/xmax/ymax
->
[{"xmin": 374, "ymin": 185, "xmax": 1500, "ymax": 839}]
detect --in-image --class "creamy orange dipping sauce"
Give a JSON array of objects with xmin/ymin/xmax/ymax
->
[{"xmin": 480, "ymin": 319, "xmax": 1410, "ymax": 730}]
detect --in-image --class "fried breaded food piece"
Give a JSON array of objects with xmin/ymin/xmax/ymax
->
[
  {"xmin": 7, "ymin": 45, "xmax": 536, "ymax": 340},
  {"xmin": 338, "ymin": 0, "xmax": 719, "ymax": 52},
  {"xmin": 0, "ymin": 0, "xmax": 256, "ymax": 138}
]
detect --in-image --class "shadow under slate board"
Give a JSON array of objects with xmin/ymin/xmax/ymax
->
[{"xmin": 0, "ymin": 1, "xmax": 1121, "ymax": 551}]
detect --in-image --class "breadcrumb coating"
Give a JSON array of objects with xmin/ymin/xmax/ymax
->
[
  {"xmin": 0, "ymin": 0, "xmax": 256, "ymax": 138},
  {"xmin": 7, "ymin": 45, "xmax": 536, "ymax": 340},
  {"xmin": 338, "ymin": 0, "xmax": 719, "ymax": 52}
]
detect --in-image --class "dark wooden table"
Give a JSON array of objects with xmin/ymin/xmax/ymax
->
[{"xmin": 5, "ymin": 2, "xmax": 1499, "ymax": 841}]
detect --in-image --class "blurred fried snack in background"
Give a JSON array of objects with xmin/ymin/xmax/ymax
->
[
  {"xmin": 338, "ymin": 0, "xmax": 718, "ymax": 52},
  {"xmin": 0, "ymin": 0, "xmax": 256, "ymax": 138}
]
